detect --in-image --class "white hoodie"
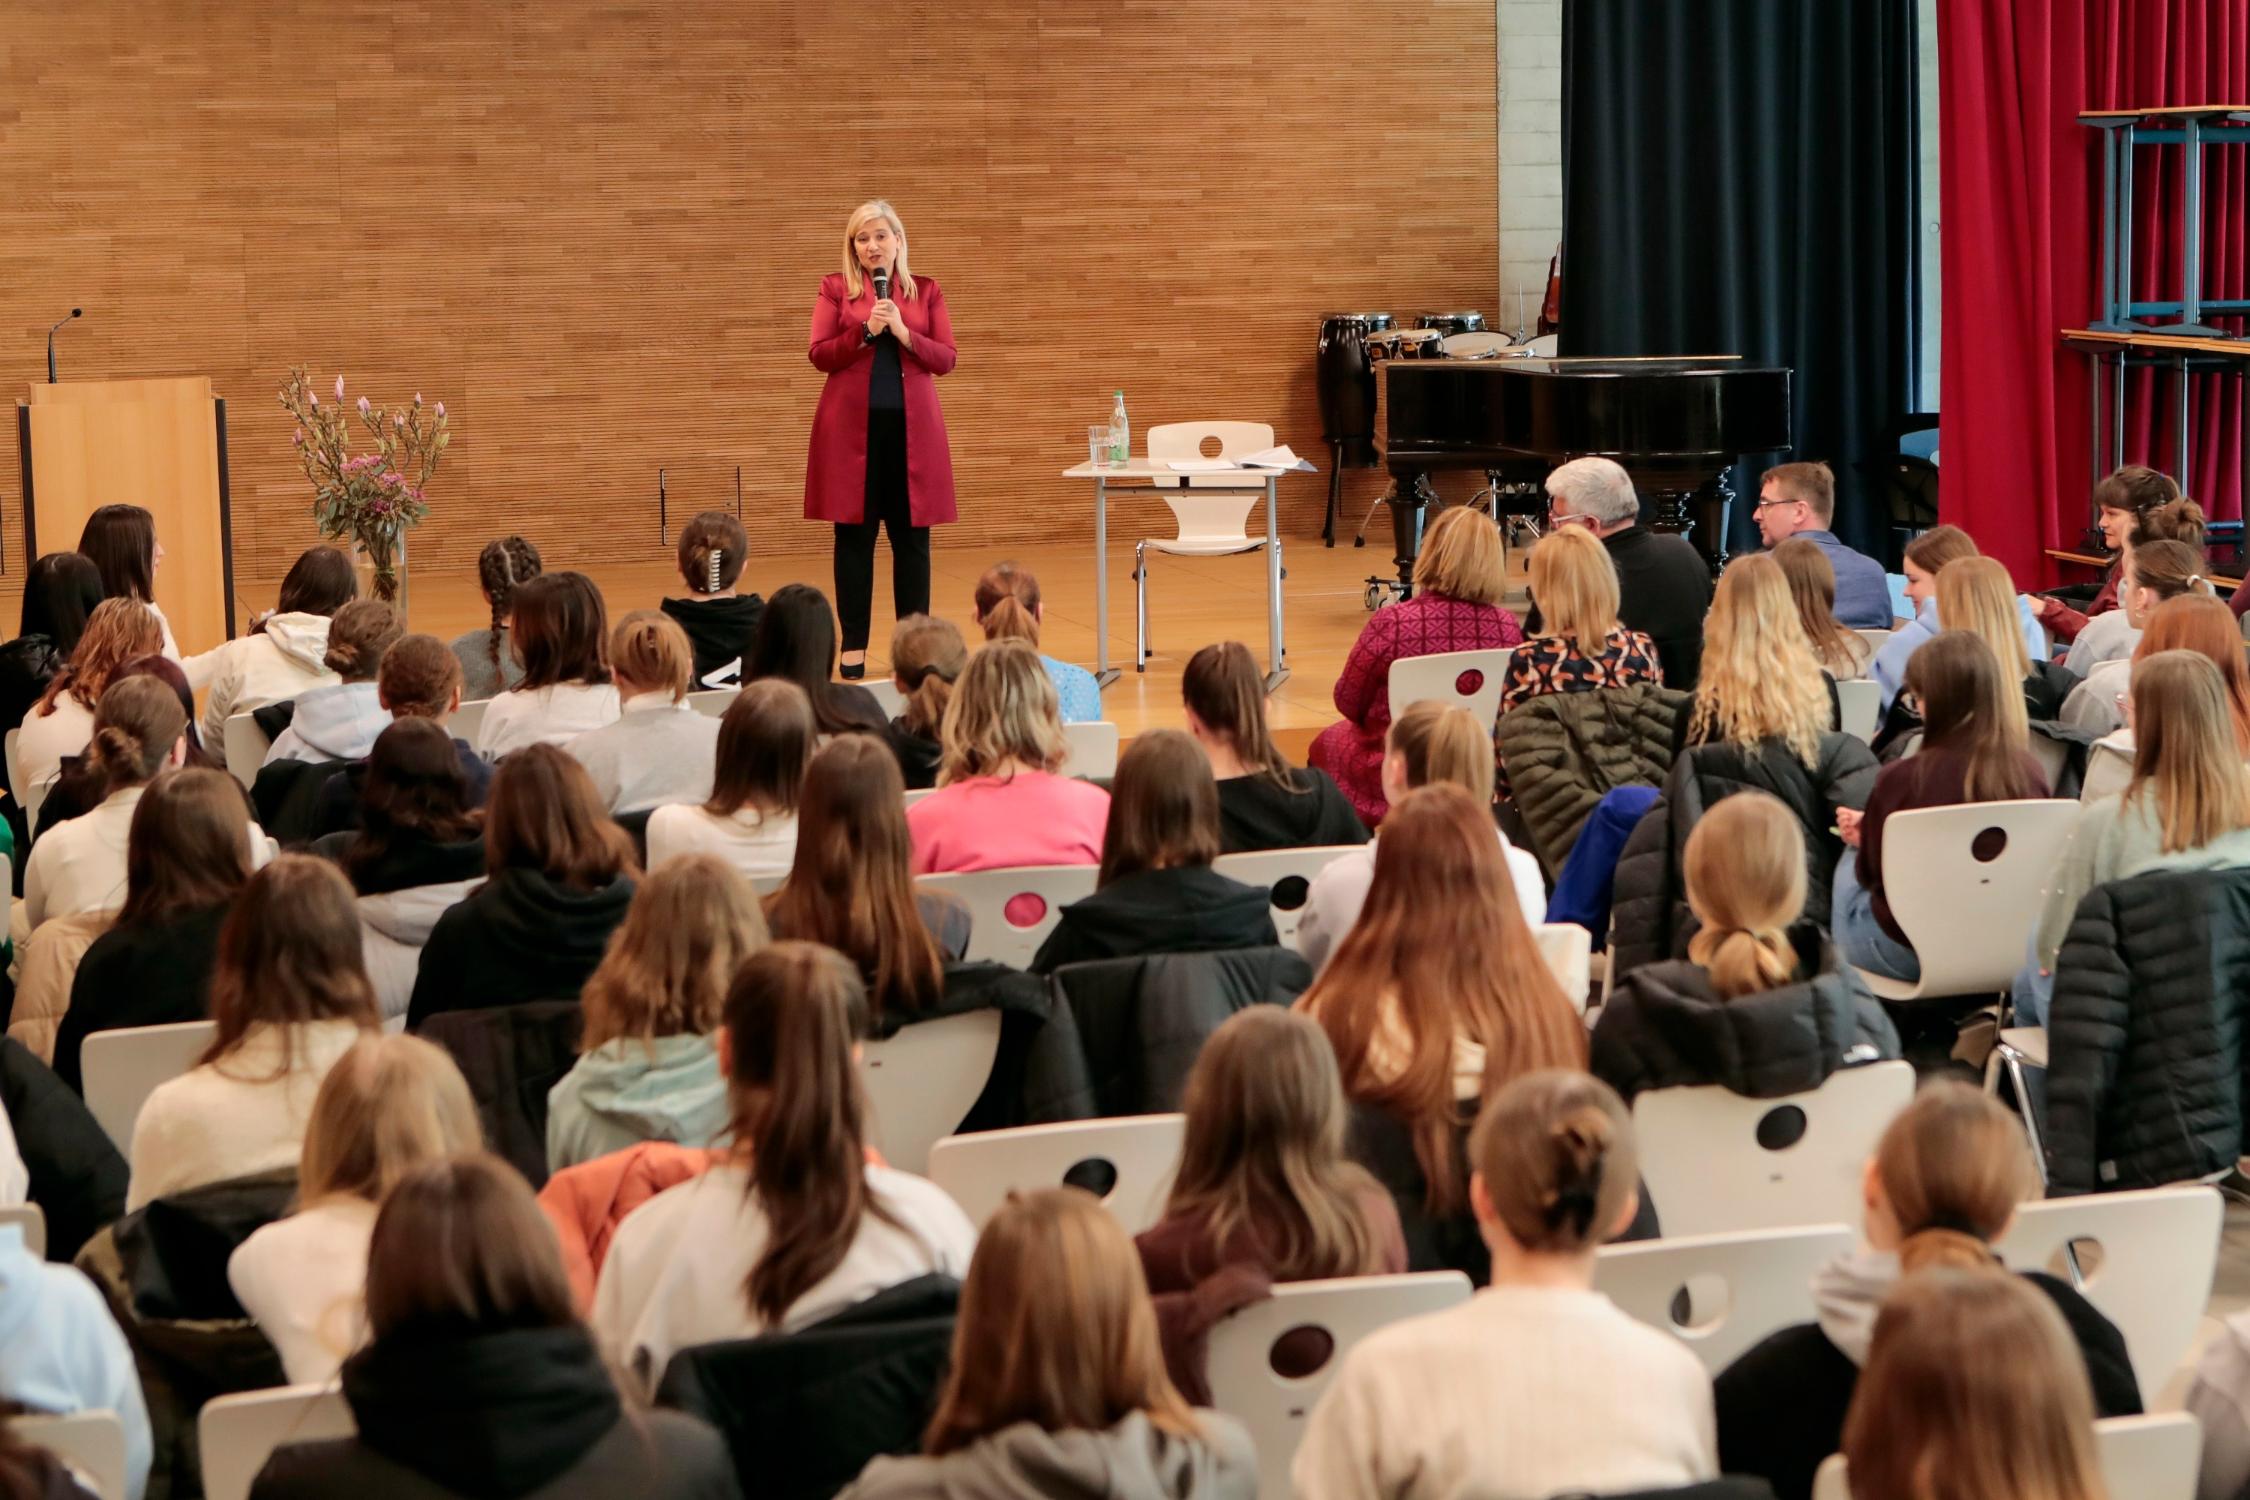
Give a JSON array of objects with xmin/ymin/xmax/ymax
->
[
  {"xmin": 184, "ymin": 612, "xmax": 339, "ymax": 767},
  {"xmin": 359, "ymin": 879, "xmax": 482, "ymax": 1021}
]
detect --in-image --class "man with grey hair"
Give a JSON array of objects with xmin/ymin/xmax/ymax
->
[{"xmin": 1539, "ymin": 457, "xmax": 1712, "ymax": 688}]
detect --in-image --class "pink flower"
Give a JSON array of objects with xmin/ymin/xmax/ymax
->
[
  {"xmin": 357, "ymin": 396, "xmax": 371, "ymax": 416},
  {"xmin": 293, "ymin": 426, "xmax": 305, "ymax": 446},
  {"xmin": 435, "ymin": 402, "xmax": 445, "ymax": 418},
  {"xmin": 334, "ymin": 375, "xmax": 345, "ymax": 400},
  {"xmin": 414, "ymin": 392, "xmax": 422, "ymax": 405},
  {"xmin": 394, "ymin": 413, "xmax": 405, "ymax": 428},
  {"xmin": 308, "ymin": 391, "xmax": 318, "ymax": 408}
]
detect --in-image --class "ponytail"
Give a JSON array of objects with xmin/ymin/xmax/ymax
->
[
  {"xmin": 1681, "ymin": 792, "xmax": 1806, "ymax": 999},
  {"xmin": 90, "ymin": 676, "xmax": 186, "ymax": 795},
  {"xmin": 1873, "ymin": 1082, "xmax": 2032, "ymax": 1275},
  {"xmin": 973, "ymin": 562, "xmax": 1044, "ymax": 646},
  {"xmin": 1387, "ymin": 701, "xmax": 1494, "ymax": 802},
  {"xmin": 1182, "ymin": 641, "xmax": 1299, "ymax": 792}
]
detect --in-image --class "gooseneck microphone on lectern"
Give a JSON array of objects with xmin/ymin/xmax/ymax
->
[{"xmin": 47, "ymin": 308, "xmax": 82, "ymax": 383}]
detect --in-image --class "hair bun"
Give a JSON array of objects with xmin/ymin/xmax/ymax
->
[{"xmin": 1542, "ymin": 1111, "xmax": 1611, "ymax": 1237}]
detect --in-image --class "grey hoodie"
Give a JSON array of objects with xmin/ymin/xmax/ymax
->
[
  {"xmin": 841, "ymin": 1412, "xmax": 1257, "ymax": 1500},
  {"xmin": 266, "ymin": 680, "xmax": 392, "ymax": 764},
  {"xmin": 1809, "ymin": 1247, "xmax": 1897, "ymax": 1365}
]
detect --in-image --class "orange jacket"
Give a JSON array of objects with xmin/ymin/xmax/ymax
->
[{"xmin": 538, "ymin": 1141, "xmax": 725, "ymax": 1311}]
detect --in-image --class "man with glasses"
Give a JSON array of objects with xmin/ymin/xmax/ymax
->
[
  {"xmin": 1541, "ymin": 457, "xmax": 1712, "ymax": 690},
  {"xmin": 1753, "ymin": 461, "xmax": 1892, "ymax": 628}
]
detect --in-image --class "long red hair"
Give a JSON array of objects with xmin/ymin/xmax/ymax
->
[{"xmin": 2135, "ymin": 593, "xmax": 2250, "ymax": 754}]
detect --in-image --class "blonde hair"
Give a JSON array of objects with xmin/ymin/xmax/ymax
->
[
  {"xmin": 1935, "ymin": 557, "xmax": 2031, "ymax": 686},
  {"xmin": 1470, "ymin": 1070, "xmax": 1637, "ymax": 1254},
  {"xmin": 841, "ymin": 200, "xmax": 917, "ymax": 301},
  {"xmin": 1773, "ymin": 537, "xmax": 1872, "ymax": 678},
  {"xmin": 2126, "ymin": 650, "xmax": 2250, "ymax": 855},
  {"xmin": 1411, "ymin": 506, "xmax": 1507, "ymax": 606},
  {"xmin": 299, "ymin": 1035, "xmax": 481, "ymax": 1204},
  {"xmin": 1386, "ymin": 701, "xmax": 1494, "ymax": 802},
  {"xmin": 579, "ymin": 856, "xmax": 768, "ymax": 1052},
  {"xmin": 1683, "ymin": 792, "xmax": 1806, "ymax": 997},
  {"xmin": 1874, "ymin": 1081, "xmax": 2035, "ymax": 1273},
  {"xmin": 892, "ymin": 614, "xmax": 967, "ymax": 738},
  {"xmin": 939, "ymin": 638, "xmax": 1065, "ymax": 784},
  {"xmin": 609, "ymin": 609, "xmax": 694, "ymax": 702},
  {"xmin": 1528, "ymin": 525, "xmax": 1620, "ymax": 644},
  {"xmin": 1690, "ymin": 554, "xmax": 1833, "ymax": 767}
]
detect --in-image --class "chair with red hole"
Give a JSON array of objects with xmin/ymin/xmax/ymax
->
[
  {"xmin": 1387, "ymin": 647, "xmax": 1516, "ymax": 733},
  {"xmin": 914, "ymin": 864, "xmax": 1101, "ymax": 970}
]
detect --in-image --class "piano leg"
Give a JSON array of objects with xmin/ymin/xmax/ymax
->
[
  {"xmin": 1694, "ymin": 472, "xmax": 1736, "ymax": 575},
  {"xmin": 1646, "ymin": 479, "xmax": 1732, "ymax": 577},
  {"xmin": 1389, "ymin": 474, "xmax": 1432, "ymax": 599}
]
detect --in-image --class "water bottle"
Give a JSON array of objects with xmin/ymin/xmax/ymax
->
[{"xmin": 1108, "ymin": 391, "xmax": 1130, "ymax": 466}]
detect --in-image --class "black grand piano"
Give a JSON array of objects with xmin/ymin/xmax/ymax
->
[{"xmin": 1378, "ymin": 354, "xmax": 1792, "ymax": 592}]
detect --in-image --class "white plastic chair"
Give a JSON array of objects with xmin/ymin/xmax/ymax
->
[
  {"xmin": 915, "ymin": 864, "xmax": 1100, "ymax": 970},
  {"xmin": 1835, "ymin": 678, "xmax": 1881, "ymax": 743},
  {"xmin": 1534, "ymin": 922, "xmax": 1593, "ymax": 1013},
  {"xmin": 1387, "ymin": 648, "xmax": 1517, "ymax": 733},
  {"xmin": 0, "ymin": 1202, "xmax": 47, "ymax": 1259},
  {"xmin": 858, "ymin": 1010, "xmax": 1004, "ymax": 1176},
  {"xmin": 861, "ymin": 678, "xmax": 906, "ymax": 718},
  {"xmin": 2, "ymin": 728, "xmax": 41, "ymax": 835},
  {"xmin": 1997, "ymin": 1186, "xmax": 2223, "ymax": 1404},
  {"xmin": 1852, "ymin": 628, "xmax": 1893, "ymax": 655},
  {"xmin": 1856, "ymin": 800, "xmax": 2081, "ymax": 1002},
  {"xmin": 902, "ymin": 787, "xmax": 939, "ymax": 808},
  {"xmin": 1633, "ymin": 1061, "xmax": 1915, "ymax": 1237},
  {"xmin": 221, "ymin": 713, "xmax": 271, "ymax": 789},
  {"xmin": 685, "ymin": 688, "xmax": 735, "ymax": 719},
  {"xmin": 927, "ymin": 1114, "xmax": 1186, "ymax": 1233},
  {"xmin": 1812, "ymin": 1413, "xmax": 2201, "ymax": 1500},
  {"xmin": 446, "ymin": 698, "xmax": 489, "ymax": 747},
  {"xmin": 82, "ymin": 1019, "xmax": 218, "ymax": 1152},
  {"xmin": 1205, "ymin": 1272, "xmax": 1473, "ymax": 1500},
  {"xmin": 1594, "ymin": 1224, "xmax": 1855, "ymax": 1373},
  {"xmin": 16, "ymin": 1411, "xmax": 128, "ymax": 1500},
  {"xmin": 199, "ymin": 1383, "xmax": 357, "ymax": 1500},
  {"xmin": 1059, "ymin": 721, "xmax": 1121, "ymax": 780},
  {"xmin": 1212, "ymin": 845, "xmax": 1364, "ymax": 952},
  {"xmin": 1135, "ymin": 422, "xmax": 1278, "ymax": 671}
]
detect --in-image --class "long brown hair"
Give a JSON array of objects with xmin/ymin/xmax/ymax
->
[
  {"xmin": 707, "ymin": 679, "xmax": 814, "ymax": 819},
  {"xmin": 1098, "ymin": 730, "xmax": 1220, "ymax": 887},
  {"xmin": 119, "ymin": 768, "xmax": 252, "ymax": 929},
  {"xmin": 766, "ymin": 736, "xmax": 944, "ymax": 1022},
  {"xmin": 725, "ymin": 942, "xmax": 899, "ymax": 1324},
  {"xmin": 891, "ymin": 615, "xmax": 967, "ymax": 739},
  {"xmin": 1691, "ymin": 553, "xmax": 1832, "ymax": 767},
  {"xmin": 37, "ymin": 596, "xmax": 162, "ymax": 715},
  {"xmin": 1872, "ymin": 1081, "xmax": 2035, "ymax": 1273},
  {"xmin": 299, "ymin": 1035, "xmax": 481, "ymax": 1205},
  {"xmin": 345, "ymin": 719, "xmax": 482, "ymax": 884},
  {"xmin": 580, "ymin": 856, "xmax": 767, "ymax": 1051},
  {"xmin": 1298, "ymin": 784, "xmax": 1584, "ymax": 1213},
  {"xmin": 1905, "ymin": 631, "xmax": 2037, "ymax": 801},
  {"xmin": 510, "ymin": 571, "xmax": 610, "ymax": 690},
  {"xmin": 1773, "ymin": 536, "xmax": 1871, "ymax": 678},
  {"xmin": 364, "ymin": 1153, "xmax": 579, "ymax": 1344},
  {"xmin": 1470, "ymin": 1070, "xmax": 1638, "ymax": 1254},
  {"xmin": 77, "ymin": 504, "xmax": 158, "ymax": 605},
  {"xmin": 973, "ymin": 561, "xmax": 1045, "ymax": 646},
  {"xmin": 2134, "ymin": 593, "xmax": 2250, "ymax": 753},
  {"xmin": 87, "ymin": 675, "xmax": 185, "ymax": 796},
  {"xmin": 1844, "ymin": 1271, "xmax": 2105, "ymax": 1500},
  {"xmin": 1182, "ymin": 641, "xmax": 1297, "ymax": 792},
  {"xmin": 1683, "ymin": 791, "xmax": 1806, "ymax": 997},
  {"xmin": 484, "ymin": 743, "xmax": 636, "ymax": 889},
  {"xmin": 2124, "ymin": 650, "xmax": 2250, "ymax": 854},
  {"xmin": 939, "ymin": 638, "xmax": 1065, "ymax": 783},
  {"xmin": 1387, "ymin": 701, "xmax": 1495, "ymax": 802},
  {"xmin": 924, "ymin": 1189, "xmax": 1203, "ymax": 1455},
  {"xmin": 1162, "ymin": 1008, "xmax": 1388, "ymax": 1282},
  {"xmin": 202, "ymin": 855, "xmax": 380, "ymax": 1070}
]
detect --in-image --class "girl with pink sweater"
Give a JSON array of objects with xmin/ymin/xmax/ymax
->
[{"xmin": 908, "ymin": 639, "xmax": 1107, "ymax": 873}]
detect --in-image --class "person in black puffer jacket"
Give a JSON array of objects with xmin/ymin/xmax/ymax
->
[
  {"xmin": 1714, "ymin": 1085, "xmax": 2141, "ymax": 1500},
  {"xmin": 1592, "ymin": 792, "xmax": 1897, "ymax": 1105}
]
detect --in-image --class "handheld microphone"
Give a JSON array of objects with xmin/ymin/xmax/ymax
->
[
  {"xmin": 46, "ymin": 307, "xmax": 81, "ymax": 384},
  {"xmin": 872, "ymin": 266, "xmax": 890, "ymax": 301}
]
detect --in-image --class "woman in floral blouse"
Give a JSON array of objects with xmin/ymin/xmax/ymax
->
[{"xmin": 1500, "ymin": 524, "xmax": 1663, "ymax": 717}]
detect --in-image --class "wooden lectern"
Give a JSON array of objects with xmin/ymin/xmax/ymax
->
[{"xmin": 16, "ymin": 377, "xmax": 236, "ymax": 655}]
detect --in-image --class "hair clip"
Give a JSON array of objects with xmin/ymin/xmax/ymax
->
[{"xmin": 708, "ymin": 549, "xmax": 724, "ymax": 593}]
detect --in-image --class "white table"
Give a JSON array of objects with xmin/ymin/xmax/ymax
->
[{"xmin": 1061, "ymin": 457, "xmax": 1309, "ymax": 692}]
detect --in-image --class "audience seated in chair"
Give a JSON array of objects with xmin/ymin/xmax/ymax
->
[
  {"xmin": 1833, "ymin": 631, "xmax": 2050, "ymax": 986},
  {"xmin": 1301, "ymin": 702, "xmax": 1543, "ymax": 972},
  {"xmin": 0, "ymin": 1038, "xmax": 126, "ymax": 1262},
  {"xmin": 567, "ymin": 612, "xmax": 720, "ymax": 814},
  {"xmin": 1310, "ymin": 506, "xmax": 1526, "ymax": 827},
  {"xmin": 127, "ymin": 856, "xmax": 382, "ymax": 1211},
  {"xmin": 838, "ymin": 1188, "xmax": 1256, "ymax": 1500},
  {"xmin": 407, "ymin": 745, "xmax": 636, "ymax": 1027},
  {"xmin": 1184, "ymin": 640, "xmax": 1365, "ymax": 852},
  {"xmin": 1031, "ymin": 730, "xmax": 1275, "ymax": 973},
  {"xmin": 646, "ymin": 679, "xmax": 810, "ymax": 879},
  {"xmin": 907, "ymin": 639, "xmax": 1108, "ymax": 874},
  {"xmin": 747, "ymin": 582, "xmax": 891, "ymax": 740},
  {"xmin": 262, "ymin": 599, "xmax": 400, "ymax": 767},
  {"xmin": 1294, "ymin": 1071, "xmax": 1716, "ymax": 1500},
  {"xmin": 473, "ymin": 572, "xmax": 622, "ymax": 759},
  {"xmin": 973, "ymin": 560, "xmax": 1101, "ymax": 724},
  {"xmin": 2061, "ymin": 497, "xmax": 2206, "ymax": 675},
  {"xmin": 1877, "ymin": 555, "xmax": 2078, "ymax": 754},
  {"xmin": 15, "ymin": 598, "xmax": 164, "ymax": 801},
  {"xmin": 2034, "ymin": 465, "xmax": 2184, "ymax": 648},
  {"xmin": 1136, "ymin": 1008, "xmax": 1407, "ymax": 1402},
  {"xmin": 590, "ymin": 943, "xmax": 977, "ymax": 1399},
  {"xmin": 449, "ymin": 534, "xmax": 541, "ymax": 702},
  {"xmin": 1541, "ymin": 456, "xmax": 1711, "ymax": 690},
  {"xmin": 1714, "ymin": 1084, "xmax": 2138, "ymax": 1500},
  {"xmin": 1499, "ymin": 524, "xmax": 1664, "ymax": 744},
  {"xmin": 1870, "ymin": 528, "xmax": 2051, "ymax": 718},
  {"xmin": 1592, "ymin": 791, "xmax": 1896, "ymax": 1105},
  {"xmin": 1753, "ymin": 461, "xmax": 1891, "ymax": 632},
  {"xmin": 884, "ymin": 614, "xmax": 964, "ymax": 791},
  {"xmin": 227, "ymin": 1034, "xmax": 481, "ymax": 1385},
  {"xmin": 2065, "ymin": 555, "xmax": 2231, "ymax": 737},
  {"xmin": 307, "ymin": 633, "xmax": 491, "ymax": 839},
  {"xmin": 1773, "ymin": 539, "xmax": 1873, "ymax": 681},
  {"xmin": 546, "ymin": 858, "xmax": 765, "ymax": 1175},
  {"xmin": 246, "ymin": 1153, "xmax": 736, "ymax": 1500},
  {"xmin": 0, "ymin": 552, "xmax": 102, "ymax": 754},
  {"xmin": 186, "ymin": 546, "xmax": 358, "ymax": 768},
  {"xmin": 662, "ymin": 510, "xmax": 763, "ymax": 690}
]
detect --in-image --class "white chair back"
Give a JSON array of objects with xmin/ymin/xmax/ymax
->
[
  {"xmin": 1852, "ymin": 628, "xmax": 1894, "ymax": 655},
  {"xmin": 2082, "ymin": 738, "xmax": 2134, "ymax": 803},
  {"xmin": 221, "ymin": 713, "xmax": 270, "ymax": 789},
  {"xmin": 1146, "ymin": 421, "xmax": 1278, "ymax": 467},
  {"xmin": 858, "ymin": 1010, "xmax": 1004, "ymax": 1176},
  {"xmin": 1632, "ymin": 1061, "xmax": 1915, "ymax": 1236},
  {"xmin": 1861, "ymin": 800, "xmax": 2081, "ymax": 1001},
  {"xmin": 2, "ymin": 728, "xmax": 39, "ymax": 834},
  {"xmin": 82, "ymin": 1019, "xmax": 219, "ymax": 1152},
  {"xmin": 1835, "ymin": 678, "xmax": 1881, "ymax": 743},
  {"xmin": 1533, "ymin": 922, "xmax": 1593, "ymax": 1012},
  {"xmin": 1997, "ymin": 1186, "xmax": 2223, "ymax": 1404},
  {"xmin": 1812, "ymin": 1414, "xmax": 2201, "ymax": 1500},
  {"xmin": 926, "ymin": 1114, "xmax": 1185, "ymax": 1233},
  {"xmin": 685, "ymin": 688, "xmax": 735, "ymax": 718},
  {"xmin": 446, "ymin": 698, "xmax": 489, "ymax": 747},
  {"xmin": 861, "ymin": 678, "xmax": 906, "ymax": 718},
  {"xmin": 916, "ymin": 864, "xmax": 1100, "ymax": 970},
  {"xmin": 750, "ymin": 871, "xmax": 789, "ymax": 896},
  {"xmin": 903, "ymin": 787, "xmax": 939, "ymax": 808},
  {"xmin": 199, "ymin": 1384, "xmax": 357, "ymax": 1500},
  {"xmin": 1059, "ymin": 721, "xmax": 1121, "ymax": 780},
  {"xmin": 0, "ymin": 1202, "xmax": 47, "ymax": 1259},
  {"xmin": 1212, "ymin": 846, "xmax": 1363, "ymax": 952},
  {"xmin": 1387, "ymin": 648, "xmax": 1516, "ymax": 731},
  {"xmin": 2029, "ymin": 731, "xmax": 2072, "ymax": 785},
  {"xmin": 1594, "ymin": 1224, "xmax": 1855, "ymax": 1373},
  {"xmin": 1205, "ymin": 1273, "xmax": 1473, "ymax": 1500},
  {"xmin": 16, "ymin": 1412, "xmax": 128, "ymax": 1500}
]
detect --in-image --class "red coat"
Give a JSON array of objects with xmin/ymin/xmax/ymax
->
[{"xmin": 804, "ymin": 271, "xmax": 959, "ymax": 526}]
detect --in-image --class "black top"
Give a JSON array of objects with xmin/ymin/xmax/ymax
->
[
  {"xmin": 407, "ymin": 867, "xmax": 635, "ymax": 1028},
  {"xmin": 334, "ymin": 833, "xmax": 489, "ymax": 898},
  {"xmin": 0, "ymin": 635, "xmax": 61, "ymax": 741},
  {"xmin": 886, "ymin": 716, "xmax": 943, "ymax": 790},
  {"xmin": 1030, "ymin": 865, "xmax": 1279, "ymax": 973},
  {"xmin": 661, "ymin": 594, "xmax": 766, "ymax": 689},
  {"xmin": 311, "ymin": 737, "xmax": 494, "ymax": 841},
  {"xmin": 1605, "ymin": 525, "xmax": 1714, "ymax": 691},
  {"xmin": 867, "ymin": 330, "xmax": 905, "ymax": 411},
  {"xmin": 54, "ymin": 903, "xmax": 232, "ymax": 1094},
  {"xmin": 1216, "ymin": 768, "xmax": 1370, "ymax": 853}
]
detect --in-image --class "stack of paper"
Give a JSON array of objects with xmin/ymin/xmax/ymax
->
[{"xmin": 1163, "ymin": 444, "xmax": 1304, "ymax": 473}]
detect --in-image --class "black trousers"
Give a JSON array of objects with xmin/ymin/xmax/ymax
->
[{"xmin": 834, "ymin": 407, "xmax": 931, "ymax": 652}]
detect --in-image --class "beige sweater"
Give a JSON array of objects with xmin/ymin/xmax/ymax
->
[{"xmin": 126, "ymin": 1019, "xmax": 367, "ymax": 1211}]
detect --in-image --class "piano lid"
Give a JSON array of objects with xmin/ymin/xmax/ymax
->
[{"xmin": 1384, "ymin": 354, "xmax": 1792, "ymax": 468}]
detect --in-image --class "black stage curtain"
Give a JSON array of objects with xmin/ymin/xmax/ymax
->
[{"xmin": 1560, "ymin": 0, "xmax": 1917, "ymax": 561}]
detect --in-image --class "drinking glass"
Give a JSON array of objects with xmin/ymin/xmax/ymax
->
[{"xmin": 1087, "ymin": 426, "xmax": 1112, "ymax": 469}]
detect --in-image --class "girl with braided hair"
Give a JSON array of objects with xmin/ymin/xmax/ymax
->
[{"xmin": 448, "ymin": 535, "xmax": 541, "ymax": 700}]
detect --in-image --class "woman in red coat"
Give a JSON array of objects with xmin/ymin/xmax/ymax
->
[{"xmin": 806, "ymin": 200, "xmax": 959, "ymax": 677}]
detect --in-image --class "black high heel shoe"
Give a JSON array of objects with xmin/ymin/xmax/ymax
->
[{"xmin": 839, "ymin": 660, "xmax": 866, "ymax": 681}]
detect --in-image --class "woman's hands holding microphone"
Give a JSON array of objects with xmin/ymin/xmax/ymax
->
[{"xmin": 866, "ymin": 297, "xmax": 913, "ymax": 348}]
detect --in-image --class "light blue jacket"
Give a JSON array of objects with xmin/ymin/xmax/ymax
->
[
  {"xmin": 1043, "ymin": 655, "xmax": 1103, "ymax": 725},
  {"xmin": 0, "ymin": 1223, "xmax": 151, "ymax": 1499},
  {"xmin": 545, "ymin": 1033, "xmax": 728, "ymax": 1175},
  {"xmin": 1873, "ymin": 595, "xmax": 2050, "ymax": 713}
]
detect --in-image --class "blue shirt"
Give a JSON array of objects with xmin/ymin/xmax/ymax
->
[
  {"xmin": 0, "ymin": 1225, "xmax": 151, "ymax": 1499},
  {"xmin": 1873, "ymin": 596, "xmax": 2051, "ymax": 713},
  {"xmin": 1791, "ymin": 529, "xmax": 1895, "ymax": 630},
  {"xmin": 1043, "ymin": 655, "xmax": 1103, "ymax": 724}
]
